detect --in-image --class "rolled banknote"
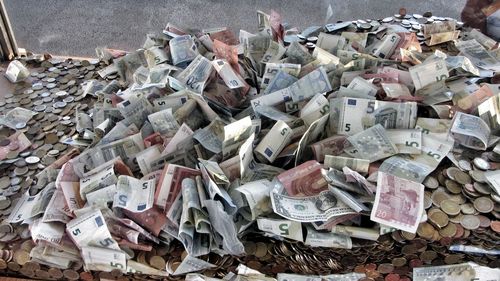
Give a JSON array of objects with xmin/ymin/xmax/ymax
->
[
  {"xmin": 324, "ymin": 155, "xmax": 369, "ymax": 175},
  {"xmin": 331, "ymin": 225, "xmax": 380, "ymax": 241},
  {"xmin": 255, "ymin": 120, "xmax": 293, "ymax": 163},
  {"xmin": 413, "ymin": 262, "xmax": 500, "ymax": 281},
  {"xmin": 4, "ymin": 60, "xmax": 30, "ymax": 83}
]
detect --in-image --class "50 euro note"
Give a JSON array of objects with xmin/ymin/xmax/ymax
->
[{"xmin": 329, "ymin": 97, "xmax": 417, "ymax": 136}]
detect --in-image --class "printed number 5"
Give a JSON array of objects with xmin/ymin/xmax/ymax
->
[
  {"xmin": 345, "ymin": 124, "xmax": 351, "ymax": 132},
  {"xmin": 405, "ymin": 141, "xmax": 419, "ymax": 147}
]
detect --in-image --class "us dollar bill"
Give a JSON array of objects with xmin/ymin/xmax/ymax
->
[{"xmin": 270, "ymin": 190, "xmax": 356, "ymax": 222}]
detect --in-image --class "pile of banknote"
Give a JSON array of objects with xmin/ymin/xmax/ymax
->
[{"xmin": 0, "ymin": 7, "xmax": 500, "ymax": 281}]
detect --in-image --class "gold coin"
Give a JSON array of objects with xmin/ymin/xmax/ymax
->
[
  {"xmin": 460, "ymin": 215, "xmax": 481, "ymax": 230},
  {"xmin": 13, "ymin": 249, "xmax": 30, "ymax": 266},
  {"xmin": 417, "ymin": 222, "xmax": 435, "ymax": 239},
  {"xmin": 149, "ymin": 255, "xmax": 166, "ymax": 270},
  {"xmin": 431, "ymin": 189, "xmax": 451, "ymax": 207},
  {"xmin": 454, "ymin": 170, "xmax": 471, "ymax": 184},
  {"xmin": 460, "ymin": 203, "xmax": 475, "ymax": 215},
  {"xmin": 439, "ymin": 223, "xmax": 457, "ymax": 237},
  {"xmin": 429, "ymin": 209, "xmax": 449, "ymax": 228},
  {"xmin": 244, "ymin": 241, "xmax": 257, "ymax": 255},
  {"xmin": 473, "ymin": 197, "xmax": 494, "ymax": 213},
  {"xmin": 444, "ymin": 180, "xmax": 461, "ymax": 194},
  {"xmin": 440, "ymin": 199, "xmax": 460, "ymax": 216},
  {"xmin": 255, "ymin": 242, "xmax": 268, "ymax": 258}
]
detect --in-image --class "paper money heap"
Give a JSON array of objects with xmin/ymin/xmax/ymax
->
[{"xmin": 0, "ymin": 7, "xmax": 500, "ymax": 281}]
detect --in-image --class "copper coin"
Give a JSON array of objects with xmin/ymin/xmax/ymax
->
[
  {"xmin": 48, "ymin": 267, "xmax": 64, "ymax": 279},
  {"xmin": 63, "ymin": 269, "xmax": 79, "ymax": 280},
  {"xmin": 79, "ymin": 271, "xmax": 94, "ymax": 281},
  {"xmin": 378, "ymin": 263, "xmax": 395, "ymax": 274},
  {"xmin": 385, "ymin": 273, "xmax": 400, "ymax": 281},
  {"xmin": 490, "ymin": 221, "xmax": 500, "ymax": 233}
]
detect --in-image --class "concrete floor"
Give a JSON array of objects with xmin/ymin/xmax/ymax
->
[{"xmin": 5, "ymin": 0, "xmax": 466, "ymax": 57}]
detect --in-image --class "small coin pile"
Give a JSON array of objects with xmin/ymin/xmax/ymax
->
[{"xmin": 0, "ymin": 7, "xmax": 499, "ymax": 281}]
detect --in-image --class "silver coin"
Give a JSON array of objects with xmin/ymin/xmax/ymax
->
[
  {"xmin": 458, "ymin": 160, "xmax": 472, "ymax": 171},
  {"xmin": 54, "ymin": 101, "xmax": 67, "ymax": 108},
  {"xmin": 0, "ymin": 177, "xmax": 10, "ymax": 190},
  {"xmin": 15, "ymin": 122, "xmax": 26, "ymax": 129},
  {"xmin": 473, "ymin": 157, "xmax": 490, "ymax": 170},
  {"xmin": 47, "ymin": 78, "xmax": 56, "ymax": 83},
  {"xmin": 46, "ymin": 83, "xmax": 57, "ymax": 89},
  {"xmin": 55, "ymin": 91, "xmax": 69, "ymax": 98},
  {"xmin": 10, "ymin": 177, "xmax": 21, "ymax": 186},
  {"xmin": 382, "ymin": 17, "xmax": 393, "ymax": 23},
  {"xmin": 25, "ymin": 156, "xmax": 40, "ymax": 164},
  {"xmin": 34, "ymin": 105, "xmax": 47, "ymax": 112},
  {"xmin": 63, "ymin": 96, "xmax": 75, "ymax": 103},
  {"xmin": 32, "ymin": 83, "xmax": 44, "ymax": 91},
  {"xmin": 40, "ymin": 92, "xmax": 51, "ymax": 98}
]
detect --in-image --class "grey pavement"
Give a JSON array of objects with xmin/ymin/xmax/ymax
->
[{"xmin": 4, "ymin": 0, "xmax": 466, "ymax": 57}]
